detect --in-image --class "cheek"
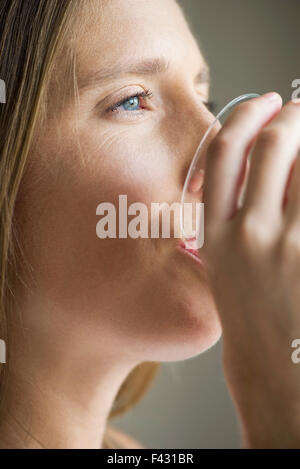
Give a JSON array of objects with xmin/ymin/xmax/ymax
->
[
  {"xmin": 84, "ymin": 111, "xmax": 185, "ymax": 176},
  {"xmin": 17, "ymin": 125, "xmax": 177, "ymax": 314},
  {"xmin": 15, "ymin": 122, "xmax": 221, "ymax": 360},
  {"xmin": 85, "ymin": 126, "xmax": 177, "ymax": 198}
]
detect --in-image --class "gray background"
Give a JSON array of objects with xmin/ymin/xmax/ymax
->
[{"xmin": 113, "ymin": 0, "xmax": 300, "ymax": 449}]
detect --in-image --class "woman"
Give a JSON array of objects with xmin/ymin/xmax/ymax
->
[{"xmin": 0, "ymin": 0, "xmax": 299, "ymax": 449}]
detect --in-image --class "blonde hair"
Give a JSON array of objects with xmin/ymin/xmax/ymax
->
[{"xmin": 0, "ymin": 0, "xmax": 160, "ymax": 448}]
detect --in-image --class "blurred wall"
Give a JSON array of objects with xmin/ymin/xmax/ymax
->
[{"xmin": 113, "ymin": 0, "xmax": 300, "ymax": 449}]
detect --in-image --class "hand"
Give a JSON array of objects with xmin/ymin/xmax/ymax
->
[{"xmin": 201, "ymin": 92, "xmax": 300, "ymax": 448}]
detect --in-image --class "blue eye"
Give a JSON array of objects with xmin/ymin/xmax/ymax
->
[
  {"xmin": 121, "ymin": 96, "xmax": 140, "ymax": 111},
  {"xmin": 110, "ymin": 89, "xmax": 153, "ymax": 113},
  {"xmin": 107, "ymin": 89, "xmax": 216, "ymax": 116}
]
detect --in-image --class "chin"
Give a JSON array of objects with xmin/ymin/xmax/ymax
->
[
  {"xmin": 134, "ymin": 290, "xmax": 223, "ymax": 363},
  {"xmin": 155, "ymin": 315, "xmax": 222, "ymax": 363},
  {"xmin": 145, "ymin": 332, "xmax": 223, "ymax": 364}
]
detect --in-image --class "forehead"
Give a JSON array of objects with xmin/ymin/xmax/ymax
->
[{"xmin": 75, "ymin": 0, "xmax": 207, "ymax": 85}]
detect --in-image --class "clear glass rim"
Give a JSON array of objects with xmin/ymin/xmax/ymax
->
[{"xmin": 180, "ymin": 93, "xmax": 261, "ymax": 240}]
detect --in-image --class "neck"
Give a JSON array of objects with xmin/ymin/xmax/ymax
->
[{"xmin": 0, "ymin": 331, "xmax": 139, "ymax": 449}]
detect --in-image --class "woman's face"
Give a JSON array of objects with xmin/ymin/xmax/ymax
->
[{"xmin": 16, "ymin": 0, "xmax": 222, "ymax": 364}]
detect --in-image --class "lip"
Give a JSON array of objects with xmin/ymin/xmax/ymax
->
[{"xmin": 177, "ymin": 238, "xmax": 204, "ymax": 268}]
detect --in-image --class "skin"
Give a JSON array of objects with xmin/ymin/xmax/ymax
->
[
  {"xmin": 0, "ymin": 0, "xmax": 222, "ymax": 449},
  {"xmin": 2, "ymin": 0, "xmax": 299, "ymax": 450}
]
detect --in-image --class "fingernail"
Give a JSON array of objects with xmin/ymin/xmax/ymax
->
[
  {"xmin": 262, "ymin": 92, "xmax": 282, "ymax": 103},
  {"xmin": 189, "ymin": 169, "xmax": 204, "ymax": 193}
]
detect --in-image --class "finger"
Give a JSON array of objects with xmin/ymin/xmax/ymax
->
[
  {"xmin": 237, "ymin": 155, "xmax": 251, "ymax": 209},
  {"xmin": 282, "ymin": 158, "xmax": 296, "ymax": 210},
  {"xmin": 203, "ymin": 93, "xmax": 282, "ymax": 234},
  {"xmin": 283, "ymin": 149, "xmax": 300, "ymax": 226},
  {"xmin": 242, "ymin": 100, "xmax": 300, "ymax": 227}
]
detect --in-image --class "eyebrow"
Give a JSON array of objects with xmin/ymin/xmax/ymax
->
[{"xmin": 78, "ymin": 56, "xmax": 210, "ymax": 91}]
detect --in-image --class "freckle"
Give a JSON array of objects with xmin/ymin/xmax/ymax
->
[{"xmin": 188, "ymin": 169, "xmax": 205, "ymax": 193}]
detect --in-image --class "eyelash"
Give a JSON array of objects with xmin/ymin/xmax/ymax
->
[
  {"xmin": 108, "ymin": 89, "xmax": 216, "ymax": 115},
  {"xmin": 109, "ymin": 89, "xmax": 154, "ymax": 114}
]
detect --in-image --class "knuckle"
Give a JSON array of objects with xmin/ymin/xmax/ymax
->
[
  {"xmin": 207, "ymin": 134, "xmax": 232, "ymax": 157},
  {"xmin": 279, "ymin": 228, "xmax": 300, "ymax": 260},
  {"xmin": 236, "ymin": 214, "xmax": 273, "ymax": 249},
  {"xmin": 287, "ymin": 99, "xmax": 300, "ymax": 109},
  {"xmin": 255, "ymin": 126, "xmax": 287, "ymax": 150}
]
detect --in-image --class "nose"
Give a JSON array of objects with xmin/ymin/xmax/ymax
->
[
  {"xmin": 180, "ymin": 98, "xmax": 219, "ymax": 197},
  {"xmin": 177, "ymin": 93, "xmax": 221, "ymax": 241}
]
